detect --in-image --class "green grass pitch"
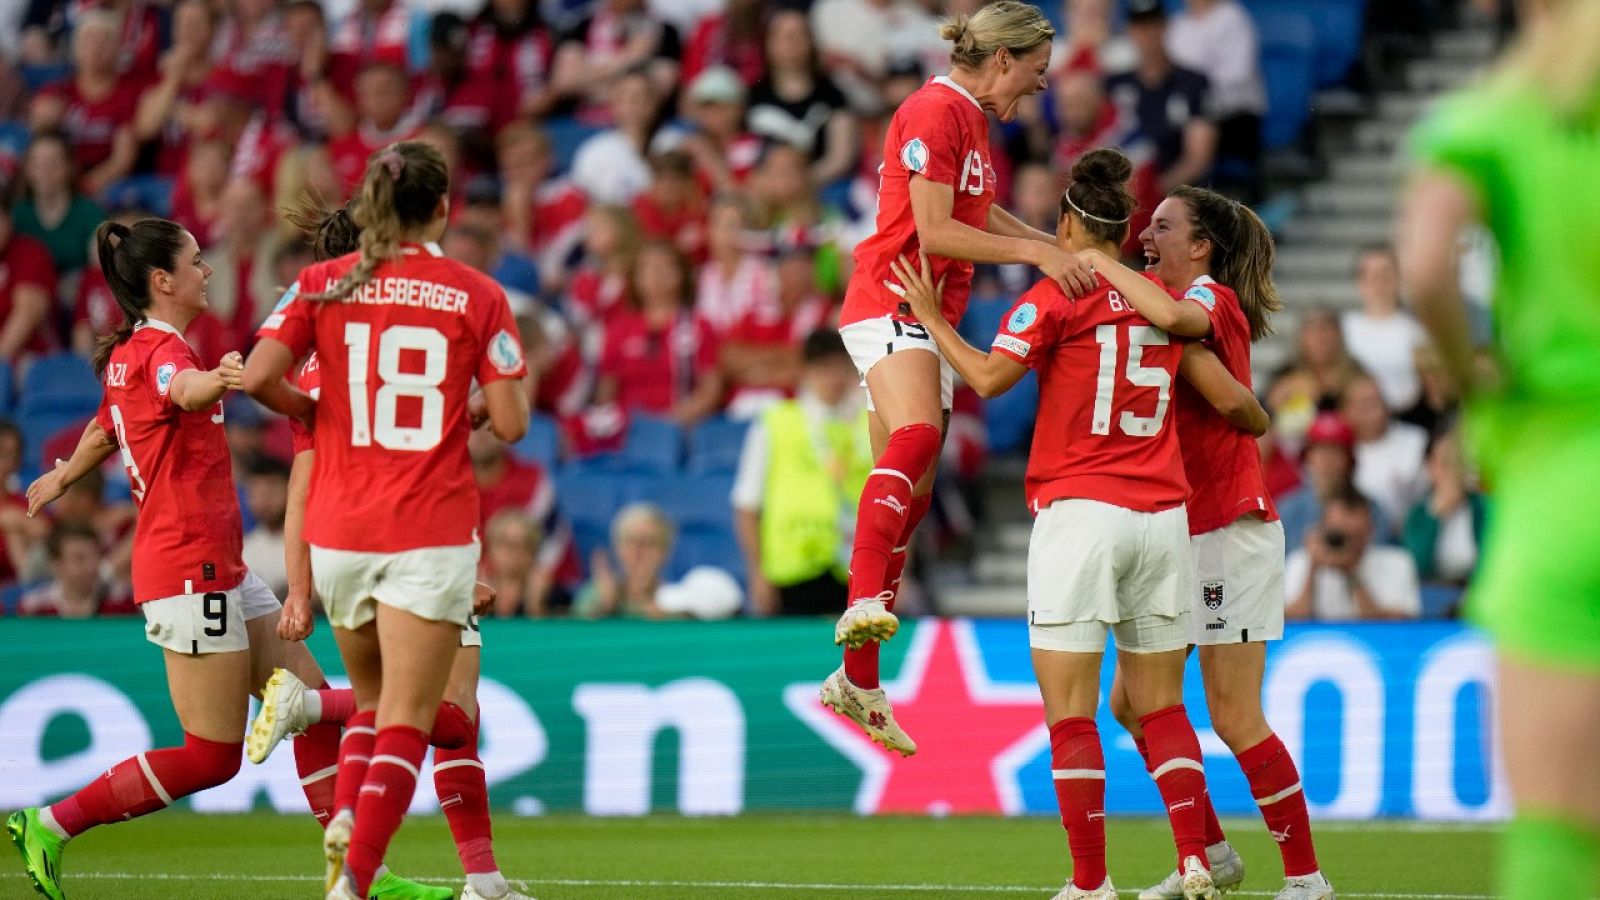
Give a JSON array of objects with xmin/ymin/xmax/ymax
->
[{"xmin": 4, "ymin": 812, "xmax": 1494, "ymax": 899}]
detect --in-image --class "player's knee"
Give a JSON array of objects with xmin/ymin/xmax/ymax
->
[
  {"xmin": 183, "ymin": 733, "xmax": 244, "ymax": 790},
  {"xmin": 1108, "ymin": 686, "xmax": 1139, "ymax": 734},
  {"xmin": 1207, "ymin": 692, "xmax": 1269, "ymax": 752}
]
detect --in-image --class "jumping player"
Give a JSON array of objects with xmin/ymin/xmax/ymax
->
[
  {"xmin": 1400, "ymin": 2, "xmax": 1600, "ymax": 895},
  {"xmin": 827, "ymin": 0, "xmax": 1097, "ymax": 756},
  {"xmin": 1098, "ymin": 186, "xmax": 1333, "ymax": 900},
  {"xmin": 242, "ymin": 141, "xmax": 528, "ymax": 900},
  {"xmin": 896, "ymin": 149, "xmax": 1243, "ymax": 900},
  {"xmin": 5, "ymin": 218, "xmax": 445, "ymax": 900}
]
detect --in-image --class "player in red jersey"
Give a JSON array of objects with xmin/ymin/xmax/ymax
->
[
  {"xmin": 825, "ymin": 0, "xmax": 1099, "ymax": 757},
  {"xmin": 1095, "ymin": 186, "xmax": 1333, "ymax": 900},
  {"xmin": 896, "ymin": 151, "xmax": 1270, "ymax": 900},
  {"xmin": 5, "ymin": 218, "xmax": 447, "ymax": 900},
  {"xmin": 243, "ymin": 198, "xmax": 535, "ymax": 900},
  {"xmin": 242, "ymin": 141, "xmax": 529, "ymax": 900}
]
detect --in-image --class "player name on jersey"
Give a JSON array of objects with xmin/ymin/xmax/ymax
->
[{"xmin": 310, "ymin": 276, "xmax": 473, "ymax": 314}]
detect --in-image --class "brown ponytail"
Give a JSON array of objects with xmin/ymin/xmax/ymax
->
[
  {"xmin": 305, "ymin": 141, "xmax": 449, "ymax": 302},
  {"xmin": 92, "ymin": 218, "xmax": 188, "ymax": 376},
  {"xmin": 1169, "ymin": 186, "xmax": 1283, "ymax": 341},
  {"xmin": 284, "ymin": 192, "xmax": 363, "ymax": 262}
]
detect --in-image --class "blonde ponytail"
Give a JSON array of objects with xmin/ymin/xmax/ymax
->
[
  {"xmin": 305, "ymin": 142, "xmax": 449, "ymax": 302},
  {"xmin": 941, "ymin": 1, "xmax": 1054, "ymax": 71}
]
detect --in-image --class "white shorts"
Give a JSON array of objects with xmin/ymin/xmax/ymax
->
[
  {"xmin": 460, "ymin": 614, "xmax": 483, "ymax": 649},
  {"xmin": 840, "ymin": 315, "xmax": 954, "ymax": 411},
  {"xmin": 142, "ymin": 569, "xmax": 281, "ymax": 655},
  {"xmin": 1027, "ymin": 499, "xmax": 1195, "ymax": 654},
  {"xmin": 309, "ymin": 543, "xmax": 480, "ymax": 631},
  {"xmin": 1190, "ymin": 516, "xmax": 1287, "ymax": 645}
]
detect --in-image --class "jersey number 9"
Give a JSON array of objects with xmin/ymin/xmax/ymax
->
[{"xmin": 343, "ymin": 323, "xmax": 449, "ymax": 452}]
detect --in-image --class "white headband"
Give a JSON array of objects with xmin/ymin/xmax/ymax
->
[{"xmin": 1065, "ymin": 190, "xmax": 1131, "ymax": 225}]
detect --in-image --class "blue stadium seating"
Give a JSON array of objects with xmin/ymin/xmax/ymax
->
[
  {"xmin": 686, "ymin": 415, "xmax": 749, "ymax": 476},
  {"xmin": 511, "ymin": 413, "xmax": 562, "ymax": 470},
  {"xmin": 1, "ymin": 582, "xmax": 32, "ymax": 615},
  {"xmin": 21, "ymin": 353, "xmax": 100, "ymax": 412},
  {"xmin": 668, "ymin": 527, "xmax": 747, "ymax": 584},
  {"xmin": 640, "ymin": 472, "xmax": 735, "ymax": 533},
  {"xmin": 985, "ymin": 370, "xmax": 1040, "ymax": 455},
  {"xmin": 1299, "ymin": 0, "xmax": 1367, "ymax": 88},
  {"xmin": 100, "ymin": 175, "xmax": 177, "ymax": 218},
  {"xmin": 1251, "ymin": 8, "xmax": 1319, "ymax": 149},
  {"xmin": 0, "ymin": 361, "xmax": 15, "ymax": 418},
  {"xmin": 578, "ymin": 415, "xmax": 683, "ymax": 475}
]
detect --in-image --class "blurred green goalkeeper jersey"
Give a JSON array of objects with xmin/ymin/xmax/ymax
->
[{"xmin": 1411, "ymin": 81, "xmax": 1600, "ymax": 668}]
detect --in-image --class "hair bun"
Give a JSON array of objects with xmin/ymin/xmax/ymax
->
[
  {"xmin": 1070, "ymin": 148, "xmax": 1133, "ymax": 190},
  {"xmin": 939, "ymin": 15, "xmax": 971, "ymax": 45}
]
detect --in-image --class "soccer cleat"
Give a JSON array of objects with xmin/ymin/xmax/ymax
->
[
  {"xmin": 1140, "ymin": 841, "xmax": 1245, "ymax": 898},
  {"xmin": 325, "ymin": 809, "xmax": 355, "ymax": 896},
  {"xmin": 462, "ymin": 885, "xmax": 537, "ymax": 900},
  {"xmin": 327, "ymin": 872, "xmax": 362, "ymax": 900},
  {"xmin": 819, "ymin": 667, "xmax": 916, "ymax": 756},
  {"xmin": 1181, "ymin": 855, "xmax": 1218, "ymax": 900},
  {"xmin": 1274, "ymin": 872, "xmax": 1335, "ymax": 900},
  {"xmin": 7, "ymin": 809, "xmax": 66, "ymax": 900},
  {"xmin": 1051, "ymin": 877, "xmax": 1117, "ymax": 899},
  {"xmin": 834, "ymin": 592, "xmax": 898, "ymax": 649},
  {"xmin": 247, "ymin": 667, "xmax": 312, "ymax": 764},
  {"xmin": 369, "ymin": 870, "xmax": 454, "ymax": 899}
]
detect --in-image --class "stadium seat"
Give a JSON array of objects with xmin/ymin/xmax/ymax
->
[
  {"xmin": 20, "ymin": 353, "xmax": 101, "ymax": 414},
  {"xmin": 1300, "ymin": 0, "xmax": 1367, "ymax": 87},
  {"xmin": 619, "ymin": 415, "xmax": 683, "ymax": 474},
  {"xmin": 100, "ymin": 174, "xmax": 177, "ymax": 218},
  {"xmin": 668, "ymin": 526, "xmax": 746, "ymax": 585},
  {"xmin": 641, "ymin": 472, "xmax": 736, "ymax": 533},
  {"xmin": 685, "ymin": 416, "xmax": 749, "ymax": 476},
  {"xmin": 1, "ymin": 582, "xmax": 34, "ymax": 615},
  {"xmin": 21, "ymin": 415, "xmax": 91, "ymax": 484},
  {"xmin": 556, "ymin": 465, "xmax": 631, "ymax": 537},
  {"xmin": 1251, "ymin": 9, "xmax": 1318, "ymax": 149},
  {"xmin": 511, "ymin": 413, "xmax": 562, "ymax": 470},
  {"xmin": 0, "ymin": 361, "xmax": 15, "ymax": 418},
  {"xmin": 1421, "ymin": 584, "xmax": 1465, "ymax": 619},
  {"xmin": 983, "ymin": 370, "xmax": 1040, "ymax": 456},
  {"xmin": 543, "ymin": 116, "xmax": 603, "ymax": 175}
]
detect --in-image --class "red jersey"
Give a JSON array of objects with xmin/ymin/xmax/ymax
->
[
  {"xmin": 329, "ymin": 124, "xmax": 418, "ymax": 195},
  {"xmin": 288, "ymin": 351, "xmax": 322, "ymax": 456},
  {"xmin": 465, "ymin": 22, "xmax": 554, "ymax": 109},
  {"xmin": 1, "ymin": 234, "xmax": 59, "ymax": 356},
  {"xmin": 42, "ymin": 78, "xmax": 141, "ymax": 174},
  {"xmin": 841, "ymin": 77, "xmax": 996, "ymax": 328},
  {"xmin": 94, "ymin": 320, "xmax": 246, "ymax": 602},
  {"xmin": 260, "ymin": 243, "xmax": 527, "ymax": 552},
  {"xmin": 1171, "ymin": 277, "xmax": 1278, "ymax": 535},
  {"xmin": 598, "ymin": 309, "xmax": 718, "ymax": 416},
  {"xmin": 73, "ymin": 266, "xmax": 118, "ymax": 338},
  {"xmin": 991, "ymin": 275, "xmax": 1188, "ymax": 515}
]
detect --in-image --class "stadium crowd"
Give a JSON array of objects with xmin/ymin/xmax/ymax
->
[{"xmin": 0, "ymin": 0, "xmax": 1472, "ymax": 620}]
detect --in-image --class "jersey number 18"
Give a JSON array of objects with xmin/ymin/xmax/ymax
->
[{"xmin": 343, "ymin": 323, "xmax": 448, "ymax": 451}]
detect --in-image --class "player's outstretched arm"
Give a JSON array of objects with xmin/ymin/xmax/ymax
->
[
  {"xmin": 909, "ymin": 177, "xmax": 1096, "ymax": 297},
  {"xmin": 169, "ymin": 350, "xmax": 243, "ymax": 411},
  {"xmin": 1079, "ymin": 248, "xmax": 1211, "ymax": 338},
  {"xmin": 26, "ymin": 419, "xmax": 117, "ymax": 517},
  {"xmin": 1397, "ymin": 168, "xmax": 1481, "ymax": 393},
  {"xmin": 242, "ymin": 338, "xmax": 316, "ymax": 423},
  {"xmin": 278, "ymin": 447, "xmax": 315, "ymax": 642},
  {"xmin": 1179, "ymin": 343, "xmax": 1269, "ymax": 437},
  {"xmin": 891, "ymin": 253, "xmax": 1027, "ymax": 399}
]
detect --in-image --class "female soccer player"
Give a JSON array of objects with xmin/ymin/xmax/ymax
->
[
  {"xmin": 897, "ymin": 149, "xmax": 1243, "ymax": 900},
  {"xmin": 242, "ymin": 141, "xmax": 528, "ymax": 900},
  {"xmin": 1096, "ymin": 186, "xmax": 1333, "ymax": 900},
  {"xmin": 826, "ymin": 0, "xmax": 1097, "ymax": 757},
  {"xmin": 5, "ymin": 218, "xmax": 447, "ymax": 900},
  {"xmin": 247, "ymin": 197, "xmax": 534, "ymax": 900},
  {"xmin": 1399, "ymin": 2, "xmax": 1600, "ymax": 895}
]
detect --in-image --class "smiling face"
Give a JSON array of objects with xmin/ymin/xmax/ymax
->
[
  {"xmin": 1139, "ymin": 196, "xmax": 1209, "ymax": 287},
  {"xmin": 153, "ymin": 231, "xmax": 213, "ymax": 316},
  {"xmin": 988, "ymin": 42, "xmax": 1052, "ymax": 122}
]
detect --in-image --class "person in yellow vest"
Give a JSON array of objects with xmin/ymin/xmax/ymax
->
[{"xmin": 732, "ymin": 329, "xmax": 875, "ymax": 616}]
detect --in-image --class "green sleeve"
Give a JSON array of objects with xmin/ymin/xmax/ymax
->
[{"xmin": 1401, "ymin": 502, "xmax": 1441, "ymax": 582}]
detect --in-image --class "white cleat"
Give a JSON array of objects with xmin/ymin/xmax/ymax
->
[
  {"xmin": 819, "ymin": 667, "xmax": 916, "ymax": 756},
  {"xmin": 326, "ymin": 872, "xmax": 362, "ymax": 900},
  {"xmin": 1140, "ymin": 842, "xmax": 1245, "ymax": 898},
  {"xmin": 324, "ymin": 809, "xmax": 354, "ymax": 896},
  {"xmin": 247, "ymin": 667, "xmax": 311, "ymax": 764},
  {"xmin": 463, "ymin": 885, "xmax": 538, "ymax": 900},
  {"xmin": 1181, "ymin": 855, "xmax": 1217, "ymax": 900},
  {"xmin": 834, "ymin": 592, "xmax": 898, "ymax": 649},
  {"xmin": 1051, "ymin": 876, "xmax": 1117, "ymax": 899},
  {"xmin": 1274, "ymin": 872, "xmax": 1334, "ymax": 900}
]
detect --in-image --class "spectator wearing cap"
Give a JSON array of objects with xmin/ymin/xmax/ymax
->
[
  {"xmin": 29, "ymin": 10, "xmax": 141, "ymax": 196},
  {"xmin": 0, "ymin": 206, "xmax": 56, "ymax": 365},
  {"xmin": 633, "ymin": 149, "xmax": 711, "ymax": 264},
  {"xmin": 550, "ymin": 0, "xmax": 682, "ymax": 126},
  {"xmin": 1165, "ymin": 0, "xmax": 1267, "ymax": 198},
  {"xmin": 11, "ymin": 130, "xmax": 103, "ymax": 279},
  {"xmin": 747, "ymin": 8, "xmax": 860, "ymax": 189},
  {"xmin": 471, "ymin": 429, "xmax": 584, "ymax": 615},
  {"xmin": 412, "ymin": 12, "xmax": 511, "ymax": 139},
  {"xmin": 130, "ymin": 0, "xmax": 217, "ymax": 176},
  {"xmin": 1341, "ymin": 243, "xmax": 1430, "ymax": 414},
  {"xmin": 594, "ymin": 240, "xmax": 725, "ymax": 426},
  {"xmin": 808, "ymin": 0, "xmax": 943, "ymax": 115},
  {"xmin": 1285, "ymin": 488, "xmax": 1420, "ymax": 621},
  {"xmin": 466, "ymin": 0, "xmax": 559, "ymax": 120},
  {"xmin": 674, "ymin": 65, "xmax": 762, "ymax": 193},
  {"xmin": 1275, "ymin": 412, "xmax": 1393, "ymax": 552},
  {"xmin": 326, "ymin": 62, "xmax": 420, "ymax": 194},
  {"xmin": 681, "ymin": 0, "xmax": 765, "ymax": 88},
  {"xmin": 18, "ymin": 522, "xmax": 136, "ymax": 618},
  {"xmin": 570, "ymin": 69, "xmax": 662, "ymax": 205},
  {"xmin": 1106, "ymin": 0, "xmax": 1217, "ymax": 196},
  {"xmin": 1402, "ymin": 423, "xmax": 1486, "ymax": 589},
  {"xmin": 696, "ymin": 193, "xmax": 775, "ymax": 336},
  {"xmin": 1342, "ymin": 373, "xmax": 1428, "ymax": 539},
  {"xmin": 572, "ymin": 502, "xmax": 679, "ymax": 620},
  {"xmin": 733, "ymin": 329, "xmax": 871, "ymax": 616},
  {"xmin": 721, "ymin": 235, "xmax": 835, "ymax": 418}
]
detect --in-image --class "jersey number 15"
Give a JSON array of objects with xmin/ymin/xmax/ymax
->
[
  {"xmin": 1091, "ymin": 324, "xmax": 1171, "ymax": 438},
  {"xmin": 343, "ymin": 323, "xmax": 448, "ymax": 452}
]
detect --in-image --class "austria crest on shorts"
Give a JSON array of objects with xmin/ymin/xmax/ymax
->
[
  {"xmin": 1202, "ymin": 580, "xmax": 1225, "ymax": 610},
  {"xmin": 900, "ymin": 138, "xmax": 929, "ymax": 174}
]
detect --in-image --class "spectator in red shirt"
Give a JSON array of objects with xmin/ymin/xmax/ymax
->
[
  {"xmin": 470, "ymin": 428, "xmax": 582, "ymax": 615},
  {"xmin": 326, "ymin": 0, "xmax": 422, "ymax": 92},
  {"xmin": 565, "ymin": 204, "xmax": 639, "ymax": 333},
  {"xmin": 550, "ymin": 0, "xmax": 682, "ymax": 124},
  {"xmin": 521, "ymin": 310, "xmax": 592, "ymax": 418},
  {"xmin": 0, "ymin": 421, "xmax": 31, "ymax": 588},
  {"xmin": 0, "ymin": 208, "xmax": 57, "ymax": 364},
  {"xmin": 185, "ymin": 177, "xmax": 272, "ymax": 366},
  {"xmin": 595, "ymin": 239, "xmax": 724, "ymax": 425},
  {"xmin": 467, "ymin": 0, "xmax": 558, "ymax": 119},
  {"xmin": 721, "ymin": 236, "xmax": 834, "ymax": 417},
  {"xmin": 412, "ymin": 12, "xmax": 509, "ymax": 141},
  {"xmin": 696, "ymin": 192, "xmax": 773, "ymax": 335},
  {"xmin": 29, "ymin": 10, "xmax": 140, "ymax": 195},
  {"xmin": 633, "ymin": 149, "xmax": 710, "ymax": 264},
  {"xmin": 168, "ymin": 139, "xmax": 229, "ymax": 250},
  {"xmin": 326, "ymin": 62, "xmax": 419, "ymax": 194},
  {"xmin": 681, "ymin": 0, "xmax": 765, "ymax": 87},
  {"xmin": 130, "ymin": 0, "xmax": 216, "ymax": 176},
  {"xmin": 207, "ymin": 0, "xmax": 295, "ymax": 110},
  {"xmin": 18, "ymin": 522, "xmax": 136, "ymax": 617},
  {"xmin": 498, "ymin": 123, "xmax": 588, "ymax": 285}
]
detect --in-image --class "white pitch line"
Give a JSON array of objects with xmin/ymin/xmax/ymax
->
[{"xmin": 62, "ymin": 872, "xmax": 1495, "ymax": 898}]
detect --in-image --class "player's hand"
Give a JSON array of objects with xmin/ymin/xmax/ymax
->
[
  {"xmin": 25, "ymin": 460, "xmax": 69, "ymax": 518},
  {"xmin": 467, "ymin": 390, "xmax": 490, "ymax": 429},
  {"xmin": 1038, "ymin": 244, "xmax": 1097, "ymax": 298},
  {"xmin": 278, "ymin": 592, "xmax": 314, "ymax": 641},
  {"xmin": 215, "ymin": 351, "xmax": 245, "ymax": 391},
  {"xmin": 472, "ymin": 580, "xmax": 497, "ymax": 616},
  {"xmin": 888, "ymin": 253, "xmax": 947, "ymax": 326}
]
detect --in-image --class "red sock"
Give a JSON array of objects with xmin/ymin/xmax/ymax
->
[
  {"xmin": 435, "ymin": 716, "xmax": 498, "ymax": 875},
  {"xmin": 333, "ymin": 710, "xmax": 377, "ymax": 817},
  {"xmin": 429, "ymin": 701, "xmax": 474, "ymax": 750},
  {"xmin": 294, "ymin": 722, "xmax": 342, "ymax": 827},
  {"xmin": 1140, "ymin": 705, "xmax": 1209, "ymax": 870},
  {"xmin": 1049, "ymin": 717, "xmax": 1107, "ymax": 890},
  {"xmin": 48, "ymin": 733, "xmax": 240, "ymax": 837},
  {"xmin": 843, "ymin": 491, "xmax": 932, "ymax": 690},
  {"xmin": 346, "ymin": 726, "xmax": 429, "ymax": 896},
  {"xmin": 314, "ymin": 687, "xmax": 357, "ymax": 724},
  {"xmin": 846, "ymin": 423, "xmax": 940, "ymax": 605},
  {"xmin": 1238, "ymin": 734, "xmax": 1319, "ymax": 877},
  {"xmin": 1135, "ymin": 734, "xmax": 1227, "ymax": 849}
]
